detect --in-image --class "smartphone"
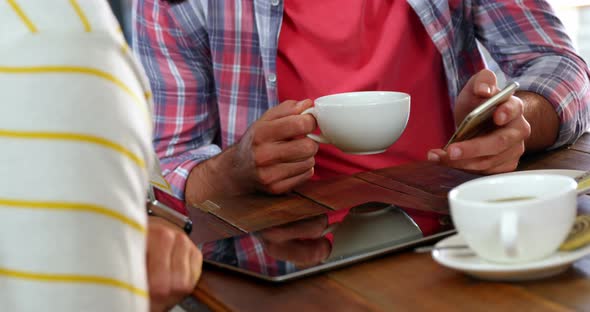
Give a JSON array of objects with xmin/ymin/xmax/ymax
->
[{"xmin": 445, "ymin": 81, "xmax": 520, "ymax": 148}]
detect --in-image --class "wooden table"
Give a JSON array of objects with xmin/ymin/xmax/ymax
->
[{"xmin": 185, "ymin": 133, "xmax": 590, "ymax": 312}]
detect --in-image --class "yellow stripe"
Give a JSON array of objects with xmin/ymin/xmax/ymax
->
[
  {"xmin": 6, "ymin": 0, "xmax": 37, "ymax": 33},
  {"xmin": 0, "ymin": 66, "xmax": 148, "ymax": 117},
  {"xmin": 69, "ymin": 0, "xmax": 92, "ymax": 32},
  {"xmin": 121, "ymin": 42, "xmax": 130, "ymax": 54},
  {"xmin": 0, "ymin": 129, "xmax": 146, "ymax": 169},
  {"xmin": 0, "ymin": 267, "xmax": 147, "ymax": 298},
  {"xmin": 0, "ymin": 197, "xmax": 146, "ymax": 234},
  {"xmin": 150, "ymin": 179, "xmax": 172, "ymax": 192}
]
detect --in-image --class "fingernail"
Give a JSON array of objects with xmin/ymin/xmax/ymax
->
[
  {"xmin": 296, "ymin": 99, "xmax": 309, "ymax": 109},
  {"xmin": 498, "ymin": 112, "xmax": 507, "ymax": 124},
  {"xmin": 477, "ymin": 83, "xmax": 491, "ymax": 95},
  {"xmin": 449, "ymin": 147, "xmax": 462, "ymax": 160},
  {"xmin": 427, "ymin": 152, "xmax": 440, "ymax": 162}
]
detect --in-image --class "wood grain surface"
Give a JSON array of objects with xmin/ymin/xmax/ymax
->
[{"xmin": 186, "ymin": 133, "xmax": 590, "ymax": 312}]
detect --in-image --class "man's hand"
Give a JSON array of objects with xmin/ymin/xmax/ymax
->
[
  {"xmin": 186, "ymin": 99, "xmax": 318, "ymax": 203},
  {"xmin": 147, "ymin": 216, "xmax": 202, "ymax": 312},
  {"xmin": 427, "ymin": 69, "xmax": 532, "ymax": 174}
]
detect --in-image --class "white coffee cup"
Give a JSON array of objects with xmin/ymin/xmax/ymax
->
[
  {"xmin": 449, "ymin": 174, "xmax": 577, "ymax": 263},
  {"xmin": 301, "ymin": 91, "xmax": 410, "ymax": 155}
]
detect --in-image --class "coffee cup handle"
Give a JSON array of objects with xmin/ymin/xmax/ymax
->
[
  {"xmin": 500, "ymin": 211, "xmax": 519, "ymax": 257},
  {"xmin": 301, "ymin": 107, "xmax": 331, "ymax": 144}
]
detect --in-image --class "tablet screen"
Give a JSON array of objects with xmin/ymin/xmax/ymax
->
[{"xmin": 198, "ymin": 202, "xmax": 454, "ymax": 282}]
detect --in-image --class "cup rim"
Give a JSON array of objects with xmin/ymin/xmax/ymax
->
[
  {"xmin": 448, "ymin": 173, "xmax": 577, "ymax": 206},
  {"xmin": 314, "ymin": 91, "xmax": 410, "ymax": 107}
]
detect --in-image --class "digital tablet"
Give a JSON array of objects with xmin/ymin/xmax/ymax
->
[{"xmin": 197, "ymin": 202, "xmax": 455, "ymax": 282}]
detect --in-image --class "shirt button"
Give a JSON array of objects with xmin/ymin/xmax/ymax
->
[
  {"xmin": 271, "ymin": 0, "xmax": 280, "ymax": 6},
  {"xmin": 267, "ymin": 73, "xmax": 277, "ymax": 84}
]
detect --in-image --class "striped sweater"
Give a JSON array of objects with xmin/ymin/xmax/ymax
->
[{"xmin": 1, "ymin": 1, "xmax": 155, "ymax": 310}]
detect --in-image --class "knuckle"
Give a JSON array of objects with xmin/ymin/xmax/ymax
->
[
  {"xmin": 304, "ymin": 157, "xmax": 316, "ymax": 169},
  {"xmin": 496, "ymin": 134, "xmax": 510, "ymax": 148},
  {"xmin": 508, "ymin": 161, "xmax": 519, "ymax": 171},
  {"xmin": 249, "ymin": 125, "xmax": 263, "ymax": 145},
  {"xmin": 149, "ymin": 278, "xmax": 170, "ymax": 298},
  {"xmin": 295, "ymin": 117, "xmax": 314, "ymax": 134},
  {"xmin": 294, "ymin": 118, "xmax": 308, "ymax": 134},
  {"xmin": 173, "ymin": 275, "xmax": 193, "ymax": 293},
  {"xmin": 253, "ymin": 149, "xmax": 272, "ymax": 167},
  {"xmin": 150, "ymin": 225, "xmax": 176, "ymax": 244},
  {"xmin": 177, "ymin": 235, "xmax": 192, "ymax": 250},
  {"xmin": 267, "ymin": 183, "xmax": 285, "ymax": 195},
  {"xmin": 193, "ymin": 248, "xmax": 203, "ymax": 264},
  {"xmin": 522, "ymin": 120, "xmax": 532, "ymax": 137},
  {"xmin": 517, "ymin": 142, "xmax": 525, "ymax": 155},
  {"xmin": 301, "ymin": 139, "xmax": 319, "ymax": 156},
  {"xmin": 514, "ymin": 97, "xmax": 524, "ymax": 112},
  {"xmin": 256, "ymin": 170, "xmax": 275, "ymax": 186},
  {"xmin": 256, "ymin": 169, "xmax": 270, "ymax": 186},
  {"xmin": 472, "ymin": 159, "xmax": 493, "ymax": 171}
]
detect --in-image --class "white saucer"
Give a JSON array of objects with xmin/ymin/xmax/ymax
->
[
  {"xmin": 494, "ymin": 169, "xmax": 589, "ymax": 194},
  {"xmin": 432, "ymin": 234, "xmax": 590, "ymax": 281}
]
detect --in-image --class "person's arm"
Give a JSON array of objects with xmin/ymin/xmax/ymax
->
[
  {"xmin": 0, "ymin": 2, "xmax": 156, "ymax": 310},
  {"xmin": 517, "ymin": 90, "xmax": 559, "ymax": 151},
  {"xmin": 476, "ymin": 0, "xmax": 590, "ymax": 150},
  {"xmin": 133, "ymin": 0, "xmax": 220, "ymax": 200},
  {"xmin": 134, "ymin": 0, "xmax": 318, "ymax": 205}
]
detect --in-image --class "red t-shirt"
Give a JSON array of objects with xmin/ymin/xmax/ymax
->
[{"xmin": 277, "ymin": 0, "xmax": 455, "ymax": 235}]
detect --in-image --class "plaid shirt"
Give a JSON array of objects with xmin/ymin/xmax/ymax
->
[{"xmin": 134, "ymin": 0, "xmax": 590, "ymax": 199}]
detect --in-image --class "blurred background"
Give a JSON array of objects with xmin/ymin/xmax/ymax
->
[{"xmin": 548, "ymin": 0, "xmax": 590, "ymax": 62}]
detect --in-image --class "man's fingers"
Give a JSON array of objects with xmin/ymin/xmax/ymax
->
[
  {"xmin": 254, "ymin": 138, "xmax": 318, "ymax": 166},
  {"xmin": 483, "ymin": 157, "xmax": 522, "ymax": 174},
  {"xmin": 469, "ymin": 69, "xmax": 497, "ymax": 97},
  {"xmin": 170, "ymin": 236, "xmax": 193, "ymax": 294},
  {"xmin": 190, "ymin": 248, "xmax": 203, "ymax": 285},
  {"xmin": 147, "ymin": 220, "xmax": 175, "ymax": 299},
  {"xmin": 261, "ymin": 99, "xmax": 313, "ymax": 121},
  {"xmin": 443, "ymin": 142, "xmax": 524, "ymax": 173},
  {"xmin": 427, "ymin": 149, "xmax": 447, "ymax": 162},
  {"xmin": 263, "ymin": 167, "xmax": 314, "ymax": 194},
  {"xmin": 454, "ymin": 69, "xmax": 499, "ymax": 126},
  {"xmin": 446, "ymin": 116, "xmax": 530, "ymax": 160},
  {"xmin": 494, "ymin": 96, "xmax": 524, "ymax": 126},
  {"xmin": 254, "ymin": 114, "xmax": 317, "ymax": 143},
  {"xmin": 256, "ymin": 157, "xmax": 315, "ymax": 188}
]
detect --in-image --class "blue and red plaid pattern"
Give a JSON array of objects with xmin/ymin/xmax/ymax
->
[{"xmin": 134, "ymin": 0, "xmax": 590, "ymax": 199}]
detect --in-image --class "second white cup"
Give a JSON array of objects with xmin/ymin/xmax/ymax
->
[
  {"xmin": 301, "ymin": 91, "xmax": 410, "ymax": 155},
  {"xmin": 449, "ymin": 174, "xmax": 577, "ymax": 263}
]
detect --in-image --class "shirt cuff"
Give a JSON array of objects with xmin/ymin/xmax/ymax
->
[
  {"xmin": 515, "ymin": 73, "xmax": 588, "ymax": 150},
  {"xmin": 159, "ymin": 145, "xmax": 222, "ymax": 200}
]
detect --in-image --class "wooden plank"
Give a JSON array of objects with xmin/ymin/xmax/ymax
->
[
  {"xmin": 519, "ymin": 149, "xmax": 590, "ymax": 171},
  {"xmin": 326, "ymin": 253, "xmax": 571, "ymax": 311},
  {"xmin": 569, "ymin": 133, "xmax": 590, "ymax": 154},
  {"xmin": 366, "ymin": 162, "xmax": 481, "ymax": 198},
  {"xmin": 186, "ymin": 206, "xmax": 243, "ymax": 245},
  {"xmin": 189, "ymin": 140, "xmax": 590, "ymax": 311},
  {"xmin": 519, "ymin": 263, "xmax": 590, "ymax": 311},
  {"xmin": 193, "ymin": 269, "xmax": 384, "ymax": 312},
  {"xmin": 192, "ymin": 193, "xmax": 330, "ymax": 233},
  {"xmin": 295, "ymin": 175, "xmax": 448, "ymax": 212}
]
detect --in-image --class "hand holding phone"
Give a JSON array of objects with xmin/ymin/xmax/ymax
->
[{"xmin": 445, "ymin": 81, "xmax": 520, "ymax": 149}]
